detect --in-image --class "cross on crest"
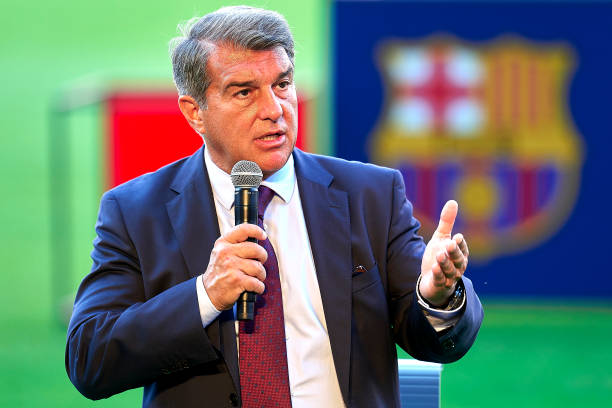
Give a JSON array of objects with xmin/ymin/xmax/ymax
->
[{"xmin": 389, "ymin": 46, "xmax": 484, "ymax": 135}]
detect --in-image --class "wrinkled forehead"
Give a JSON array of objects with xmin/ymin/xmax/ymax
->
[{"xmin": 205, "ymin": 43, "xmax": 293, "ymax": 85}]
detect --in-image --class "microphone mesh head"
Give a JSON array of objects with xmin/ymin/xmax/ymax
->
[{"xmin": 230, "ymin": 160, "xmax": 263, "ymax": 187}]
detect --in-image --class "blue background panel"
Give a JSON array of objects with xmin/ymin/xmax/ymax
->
[{"xmin": 334, "ymin": 1, "xmax": 612, "ymax": 296}]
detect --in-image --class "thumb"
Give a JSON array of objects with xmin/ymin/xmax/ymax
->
[{"xmin": 434, "ymin": 200, "xmax": 458, "ymax": 238}]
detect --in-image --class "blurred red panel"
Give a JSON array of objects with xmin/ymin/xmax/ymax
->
[
  {"xmin": 296, "ymin": 95, "xmax": 308, "ymax": 152},
  {"xmin": 107, "ymin": 92, "xmax": 309, "ymax": 188}
]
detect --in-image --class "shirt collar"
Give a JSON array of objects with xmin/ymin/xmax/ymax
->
[{"xmin": 204, "ymin": 146, "xmax": 296, "ymax": 211}]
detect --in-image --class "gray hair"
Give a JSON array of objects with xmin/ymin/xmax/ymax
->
[{"xmin": 169, "ymin": 6, "xmax": 295, "ymax": 106}]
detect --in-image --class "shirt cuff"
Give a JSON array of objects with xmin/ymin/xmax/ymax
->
[
  {"xmin": 196, "ymin": 274, "xmax": 222, "ymax": 327},
  {"xmin": 416, "ymin": 275, "xmax": 466, "ymax": 332}
]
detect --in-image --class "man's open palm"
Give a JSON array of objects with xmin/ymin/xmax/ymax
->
[{"xmin": 419, "ymin": 200, "xmax": 469, "ymax": 306}]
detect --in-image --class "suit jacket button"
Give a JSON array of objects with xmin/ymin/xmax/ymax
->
[
  {"xmin": 442, "ymin": 338, "xmax": 455, "ymax": 351},
  {"xmin": 229, "ymin": 392, "xmax": 239, "ymax": 406}
]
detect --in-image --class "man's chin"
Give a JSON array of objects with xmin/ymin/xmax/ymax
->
[{"xmin": 258, "ymin": 151, "xmax": 293, "ymax": 178}]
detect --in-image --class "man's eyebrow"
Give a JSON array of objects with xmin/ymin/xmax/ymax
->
[
  {"xmin": 223, "ymin": 80, "xmax": 257, "ymax": 93},
  {"xmin": 223, "ymin": 67, "xmax": 294, "ymax": 94},
  {"xmin": 276, "ymin": 67, "xmax": 294, "ymax": 82}
]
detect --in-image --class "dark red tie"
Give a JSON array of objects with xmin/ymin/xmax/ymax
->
[{"xmin": 239, "ymin": 185, "xmax": 292, "ymax": 407}]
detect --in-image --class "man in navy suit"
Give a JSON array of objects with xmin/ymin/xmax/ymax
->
[{"xmin": 66, "ymin": 6, "xmax": 483, "ymax": 407}]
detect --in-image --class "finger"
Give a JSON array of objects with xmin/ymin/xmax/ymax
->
[
  {"xmin": 453, "ymin": 233, "xmax": 469, "ymax": 258},
  {"xmin": 445, "ymin": 240, "xmax": 465, "ymax": 270},
  {"xmin": 437, "ymin": 253, "xmax": 459, "ymax": 289},
  {"xmin": 431, "ymin": 263, "xmax": 446, "ymax": 287},
  {"xmin": 234, "ymin": 241, "xmax": 268, "ymax": 264},
  {"xmin": 241, "ymin": 275, "xmax": 266, "ymax": 295},
  {"xmin": 224, "ymin": 223, "xmax": 267, "ymax": 243},
  {"xmin": 236, "ymin": 258, "xmax": 267, "ymax": 282},
  {"xmin": 436, "ymin": 250, "xmax": 455, "ymax": 279},
  {"xmin": 434, "ymin": 200, "xmax": 458, "ymax": 238}
]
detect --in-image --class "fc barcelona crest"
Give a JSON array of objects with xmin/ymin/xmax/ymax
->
[{"xmin": 370, "ymin": 37, "xmax": 584, "ymax": 261}]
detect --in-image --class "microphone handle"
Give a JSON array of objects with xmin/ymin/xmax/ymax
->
[{"xmin": 234, "ymin": 187, "xmax": 259, "ymax": 320}]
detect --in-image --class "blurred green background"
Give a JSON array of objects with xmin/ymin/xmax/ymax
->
[{"xmin": 1, "ymin": 1, "xmax": 610, "ymax": 407}]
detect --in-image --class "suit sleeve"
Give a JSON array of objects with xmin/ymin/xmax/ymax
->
[
  {"xmin": 386, "ymin": 170, "xmax": 484, "ymax": 363},
  {"xmin": 65, "ymin": 192, "xmax": 220, "ymax": 399}
]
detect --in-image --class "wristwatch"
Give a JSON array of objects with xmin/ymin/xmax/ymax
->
[{"xmin": 416, "ymin": 275, "xmax": 466, "ymax": 316}]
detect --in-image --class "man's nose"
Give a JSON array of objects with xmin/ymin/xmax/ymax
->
[{"xmin": 257, "ymin": 88, "xmax": 283, "ymax": 122}]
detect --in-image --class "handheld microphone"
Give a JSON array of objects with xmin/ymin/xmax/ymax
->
[{"xmin": 230, "ymin": 160, "xmax": 263, "ymax": 321}]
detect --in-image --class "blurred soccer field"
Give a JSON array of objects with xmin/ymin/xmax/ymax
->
[{"xmin": 1, "ymin": 300, "xmax": 610, "ymax": 407}]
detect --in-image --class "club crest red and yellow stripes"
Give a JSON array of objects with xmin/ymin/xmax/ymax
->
[{"xmin": 370, "ymin": 38, "xmax": 583, "ymax": 261}]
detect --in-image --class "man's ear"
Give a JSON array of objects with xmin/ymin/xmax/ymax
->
[{"xmin": 178, "ymin": 95, "xmax": 206, "ymax": 134}]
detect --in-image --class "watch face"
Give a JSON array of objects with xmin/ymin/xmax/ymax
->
[{"xmin": 447, "ymin": 283, "xmax": 465, "ymax": 310}]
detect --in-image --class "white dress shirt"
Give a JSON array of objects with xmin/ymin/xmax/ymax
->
[{"xmin": 195, "ymin": 147, "xmax": 463, "ymax": 407}]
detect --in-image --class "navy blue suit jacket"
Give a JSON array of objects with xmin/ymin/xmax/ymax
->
[{"xmin": 66, "ymin": 147, "xmax": 483, "ymax": 407}]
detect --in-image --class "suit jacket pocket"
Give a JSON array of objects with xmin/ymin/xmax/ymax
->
[{"xmin": 351, "ymin": 263, "xmax": 380, "ymax": 293}]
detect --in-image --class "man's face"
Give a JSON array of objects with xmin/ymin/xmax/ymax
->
[{"xmin": 197, "ymin": 43, "xmax": 298, "ymax": 178}]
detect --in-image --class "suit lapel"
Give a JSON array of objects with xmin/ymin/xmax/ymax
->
[
  {"xmin": 166, "ymin": 148, "xmax": 218, "ymax": 281},
  {"xmin": 294, "ymin": 150, "xmax": 352, "ymax": 403},
  {"xmin": 165, "ymin": 147, "xmax": 240, "ymax": 393}
]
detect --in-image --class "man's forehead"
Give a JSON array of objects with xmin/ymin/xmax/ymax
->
[{"xmin": 206, "ymin": 43, "xmax": 292, "ymax": 84}]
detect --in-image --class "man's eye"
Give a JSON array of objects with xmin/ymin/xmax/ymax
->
[
  {"xmin": 278, "ymin": 80, "xmax": 290, "ymax": 89},
  {"xmin": 237, "ymin": 89, "xmax": 250, "ymax": 97}
]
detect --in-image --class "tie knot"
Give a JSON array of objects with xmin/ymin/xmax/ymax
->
[{"xmin": 258, "ymin": 185, "xmax": 276, "ymax": 219}]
